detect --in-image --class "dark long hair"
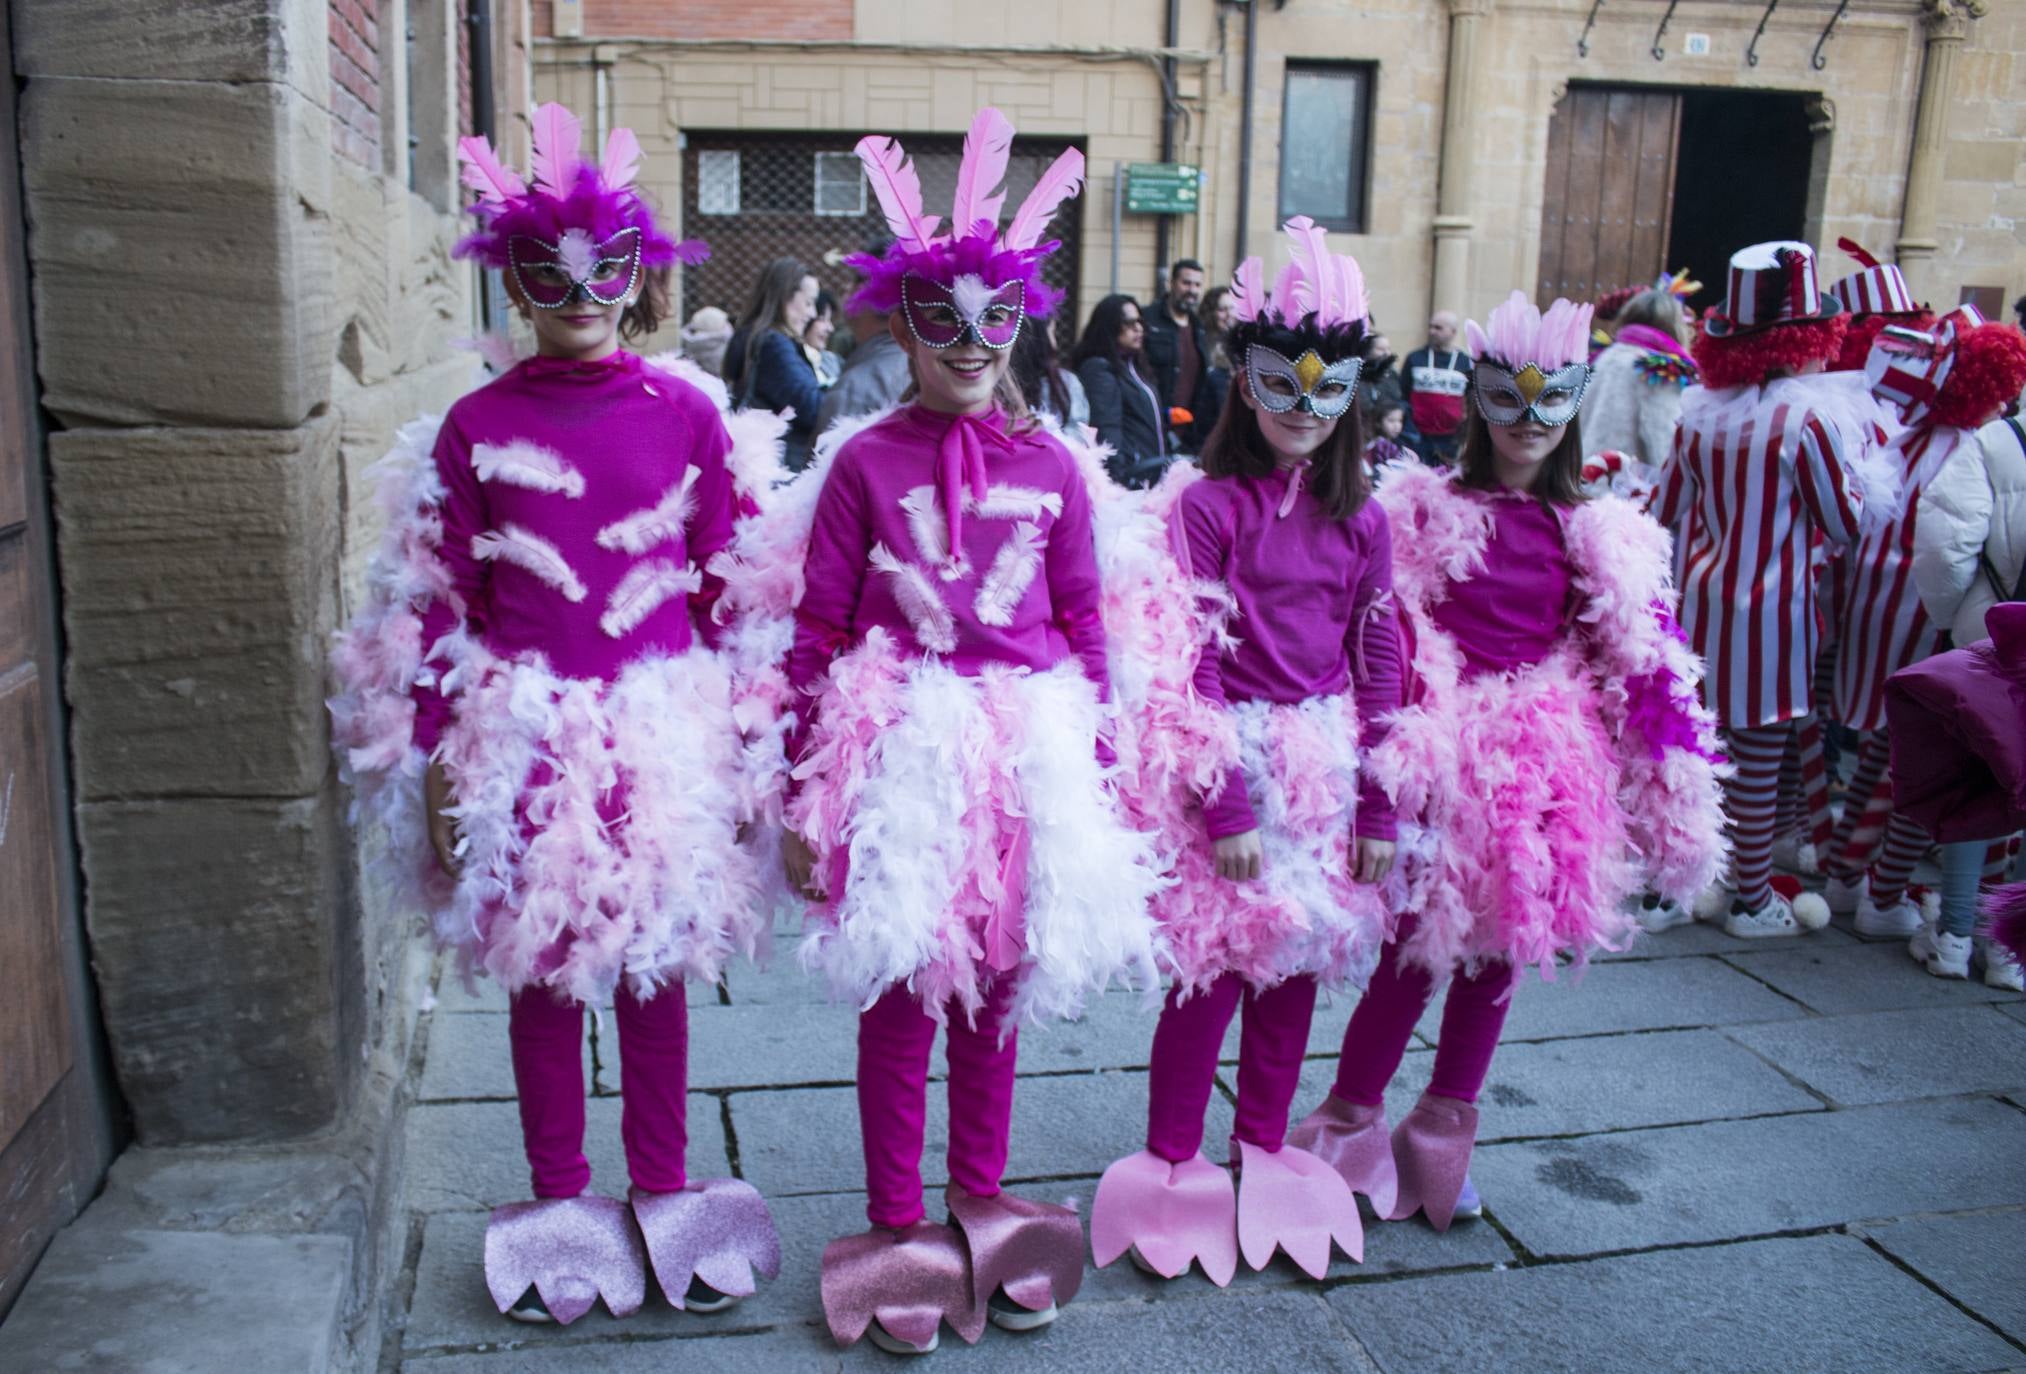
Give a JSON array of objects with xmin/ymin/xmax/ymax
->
[
  {"xmin": 1072, "ymin": 294, "xmax": 1156, "ymax": 385},
  {"xmin": 618, "ymin": 266, "xmax": 670, "ymax": 343},
  {"xmin": 734, "ymin": 257, "xmax": 810, "ymax": 390},
  {"xmin": 1200, "ymin": 318, "xmax": 1370, "ymax": 520},
  {"xmin": 1454, "ymin": 403, "xmax": 1588, "ymax": 507},
  {"xmin": 1011, "ymin": 317, "xmax": 1074, "ymax": 420}
]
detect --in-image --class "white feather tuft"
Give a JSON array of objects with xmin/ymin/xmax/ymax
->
[
  {"xmin": 869, "ymin": 542, "xmax": 958, "ymax": 653},
  {"xmin": 472, "ymin": 440, "xmax": 585, "ymax": 497},
  {"xmin": 973, "ymin": 485, "xmax": 1065, "ymax": 522},
  {"xmin": 600, "ymin": 560, "xmax": 702, "ymax": 639},
  {"xmin": 471, "ymin": 524, "xmax": 588, "ymax": 602},
  {"xmin": 900, "ymin": 485, "xmax": 952, "ymax": 568},
  {"xmin": 973, "ymin": 522, "xmax": 1045, "ymax": 627},
  {"xmin": 597, "ymin": 468, "xmax": 702, "ymax": 554}
]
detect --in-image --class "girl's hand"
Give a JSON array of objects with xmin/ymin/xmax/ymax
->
[
  {"xmin": 1213, "ymin": 829, "xmax": 1265, "ymax": 883},
  {"xmin": 424, "ymin": 758, "xmax": 462, "ymax": 879},
  {"xmin": 1353, "ymin": 837, "xmax": 1396, "ymax": 886},
  {"xmin": 781, "ymin": 829, "xmax": 825, "ymax": 901}
]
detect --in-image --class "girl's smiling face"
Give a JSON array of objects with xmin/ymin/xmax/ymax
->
[
  {"xmin": 1239, "ymin": 368, "xmax": 1340, "ymax": 467},
  {"xmin": 512, "ymin": 273, "xmax": 631, "ymax": 362},
  {"xmin": 891, "ymin": 313, "xmax": 1011, "ymax": 415}
]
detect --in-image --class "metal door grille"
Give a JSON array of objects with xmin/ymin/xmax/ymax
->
[{"xmin": 681, "ymin": 130, "xmax": 1084, "ymax": 326}]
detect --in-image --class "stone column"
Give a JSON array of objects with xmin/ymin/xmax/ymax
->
[
  {"xmin": 1431, "ymin": 0, "xmax": 1493, "ymax": 318},
  {"xmin": 1895, "ymin": 0, "xmax": 1985, "ymax": 294}
]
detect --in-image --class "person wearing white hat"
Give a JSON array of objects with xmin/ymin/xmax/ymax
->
[{"xmin": 1652, "ymin": 241, "xmax": 1902, "ymax": 938}]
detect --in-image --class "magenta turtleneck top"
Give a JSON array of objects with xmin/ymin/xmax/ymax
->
[
  {"xmin": 1430, "ymin": 487, "xmax": 1575, "ymax": 678},
  {"xmin": 1177, "ymin": 466, "xmax": 1402, "ymax": 841},
  {"xmin": 412, "ymin": 349, "xmax": 738, "ymax": 750},
  {"xmin": 787, "ymin": 404, "xmax": 1111, "ymax": 754}
]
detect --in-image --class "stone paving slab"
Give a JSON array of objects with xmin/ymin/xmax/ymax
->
[
  {"xmin": 1725, "ymin": 1005, "xmax": 2026, "ymax": 1106},
  {"xmin": 1473, "ymin": 1097, "xmax": 2026, "ymax": 1256},
  {"xmin": 404, "ymin": 1096, "xmax": 729, "ymax": 1214},
  {"xmin": 1289, "ymin": 1026, "xmax": 1821, "ymax": 1143},
  {"xmin": 418, "ymin": 1012, "xmax": 599, "ymax": 1101},
  {"xmin": 2002, "ymin": 1001, "xmax": 2026, "ymax": 1028},
  {"xmin": 1720, "ymin": 940, "xmax": 2026, "ymax": 1016},
  {"xmin": 1410, "ymin": 956, "xmax": 1808, "ymax": 1046},
  {"xmin": 1602, "ymin": 919, "xmax": 1858, "ymax": 961},
  {"xmin": 721, "ymin": 952, "xmax": 834, "ymax": 1007},
  {"xmin": 1326, "ymin": 1232, "xmax": 2020, "ymax": 1374},
  {"xmin": 1862, "ymin": 1209, "xmax": 2026, "ymax": 1340},
  {"xmin": 687, "ymin": 1002, "xmax": 863, "ymax": 1089},
  {"xmin": 729, "ymin": 1071, "xmax": 1237, "ymax": 1196},
  {"xmin": 431, "ymin": 976, "xmax": 509, "ymax": 1015}
]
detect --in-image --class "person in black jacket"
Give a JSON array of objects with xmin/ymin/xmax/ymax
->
[
  {"xmin": 1141, "ymin": 259, "xmax": 1219, "ymax": 451},
  {"xmin": 1074, "ymin": 294, "xmax": 1170, "ymax": 488},
  {"xmin": 723, "ymin": 257, "xmax": 824, "ymax": 469}
]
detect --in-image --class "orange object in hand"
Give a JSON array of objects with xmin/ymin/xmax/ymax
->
[{"xmin": 1169, "ymin": 407, "xmax": 1194, "ymax": 427}]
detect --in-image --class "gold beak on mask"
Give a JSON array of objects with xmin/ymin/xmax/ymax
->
[
  {"xmin": 1293, "ymin": 350, "xmax": 1326, "ymax": 393},
  {"xmin": 1514, "ymin": 364, "xmax": 1548, "ymax": 404}
]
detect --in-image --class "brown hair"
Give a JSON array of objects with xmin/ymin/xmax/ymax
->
[
  {"xmin": 1612, "ymin": 287, "xmax": 1685, "ymax": 343},
  {"xmin": 619, "ymin": 266, "xmax": 671, "ymax": 342},
  {"xmin": 1200, "ymin": 375, "xmax": 1370, "ymax": 520},
  {"xmin": 1453, "ymin": 406, "xmax": 1588, "ymax": 507}
]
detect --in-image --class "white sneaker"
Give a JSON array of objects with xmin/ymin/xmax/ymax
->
[
  {"xmin": 986, "ymin": 1290, "xmax": 1059, "ymax": 1332},
  {"xmin": 1771, "ymin": 833, "xmax": 1820, "ymax": 876},
  {"xmin": 1824, "ymin": 872, "xmax": 1865, "ymax": 916},
  {"xmin": 1635, "ymin": 892, "xmax": 1694, "ymax": 934},
  {"xmin": 1855, "ymin": 891, "xmax": 1924, "ymax": 939},
  {"xmin": 1908, "ymin": 923, "xmax": 1972, "ymax": 979},
  {"xmin": 1980, "ymin": 940, "xmax": 2026, "ymax": 991},
  {"xmin": 1725, "ymin": 893, "xmax": 1803, "ymax": 939},
  {"xmin": 868, "ymin": 1319, "xmax": 939, "ymax": 1356}
]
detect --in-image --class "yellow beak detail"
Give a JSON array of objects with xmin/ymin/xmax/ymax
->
[
  {"xmin": 1514, "ymin": 364, "xmax": 1548, "ymax": 404},
  {"xmin": 1294, "ymin": 350, "xmax": 1326, "ymax": 393}
]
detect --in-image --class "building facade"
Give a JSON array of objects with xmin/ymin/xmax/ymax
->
[{"xmin": 532, "ymin": 0, "xmax": 2021, "ymax": 345}]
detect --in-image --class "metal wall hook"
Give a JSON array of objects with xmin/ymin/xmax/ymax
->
[
  {"xmin": 1651, "ymin": 0, "xmax": 1680, "ymax": 60},
  {"xmin": 1577, "ymin": 0, "xmax": 1605, "ymax": 57},
  {"xmin": 1746, "ymin": 0, "xmax": 1779, "ymax": 66},
  {"xmin": 1813, "ymin": 0, "xmax": 1851, "ymax": 69}
]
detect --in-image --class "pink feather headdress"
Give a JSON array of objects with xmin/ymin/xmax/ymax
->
[
  {"xmin": 1227, "ymin": 216, "xmax": 1371, "ymax": 333},
  {"xmin": 1465, "ymin": 291, "xmax": 1595, "ymax": 372},
  {"xmin": 454, "ymin": 102, "xmax": 707, "ymax": 270},
  {"xmin": 844, "ymin": 108, "xmax": 1085, "ymax": 317}
]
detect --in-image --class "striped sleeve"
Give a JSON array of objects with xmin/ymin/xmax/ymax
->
[{"xmin": 1793, "ymin": 414, "xmax": 1862, "ymax": 547}]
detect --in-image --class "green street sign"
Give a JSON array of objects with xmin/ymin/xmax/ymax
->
[{"xmin": 1126, "ymin": 162, "xmax": 1201, "ymax": 214}]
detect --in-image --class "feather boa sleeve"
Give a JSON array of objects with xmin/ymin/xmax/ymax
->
[
  {"xmin": 1564, "ymin": 493, "xmax": 1730, "ymax": 901},
  {"xmin": 327, "ymin": 414, "xmax": 459, "ymax": 914}
]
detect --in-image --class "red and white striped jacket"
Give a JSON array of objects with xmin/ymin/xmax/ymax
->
[
  {"xmin": 1832, "ymin": 422, "xmax": 1973, "ymax": 730},
  {"xmin": 1653, "ymin": 373, "xmax": 1890, "ymax": 727}
]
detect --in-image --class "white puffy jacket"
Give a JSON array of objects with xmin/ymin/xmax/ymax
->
[{"xmin": 1914, "ymin": 415, "xmax": 2026, "ymax": 645}]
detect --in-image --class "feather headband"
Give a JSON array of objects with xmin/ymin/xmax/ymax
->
[
  {"xmin": 1466, "ymin": 291, "xmax": 1594, "ymax": 372},
  {"xmin": 454, "ymin": 102, "xmax": 707, "ymax": 271},
  {"xmin": 844, "ymin": 107, "xmax": 1085, "ymax": 317},
  {"xmin": 1221, "ymin": 217, "xmax": 1371, "ymax": 362}
]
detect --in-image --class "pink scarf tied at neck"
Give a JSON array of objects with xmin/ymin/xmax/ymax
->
[{"xmin": 935, "ymin": 409, "xmax": 1016, "ymax": 576}]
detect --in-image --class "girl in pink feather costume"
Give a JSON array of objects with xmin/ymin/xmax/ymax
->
[
  {"xmin": 328, "ymin": 104, "xmax": 785, "ymax": 1329},
  {"xmin": 1290, "ymin": 291, "xmax": 1728, "ymax": 1233},
  {"xmin": 766, "ymin": 110, "xmax": 1163, "ymax": 1356},
  {"xmin": 1088, "ymin": 224, "xmax": 1400, "ymax": 1288}
]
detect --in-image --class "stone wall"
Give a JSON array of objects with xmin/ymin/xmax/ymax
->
[{"xmin": 15, "ymin": 0, "xmax": 509, "ymax": 1145}]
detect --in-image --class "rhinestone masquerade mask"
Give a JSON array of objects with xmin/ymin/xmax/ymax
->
[
  {"xmin": 508, "ymin": 227, "xmax": 643, "ymax": 309},
  {"xmin": 1245, "ymin": 343, "xmax": 1362, "ymax": 418},
  {"xmin": 901, "ymin": 274, "xmax": 1025, "ymax": 350},
  {"xmin": 1472, "ymin": 360, "xmax": 1590, "ymax": 427}
]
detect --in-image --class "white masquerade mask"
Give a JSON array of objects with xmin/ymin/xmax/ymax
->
[
  {"xmin": 1245, "ymin": 344, "xmax": 1362, "ymax": 419},
  {"xmin": 1472, "ymin": 359, "xmax": 1590, "ymax": 427}
]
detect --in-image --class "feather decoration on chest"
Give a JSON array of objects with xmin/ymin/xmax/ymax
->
[{"xmin": 597, "ymin": 468, "xmax": 702, "ymax": 554}]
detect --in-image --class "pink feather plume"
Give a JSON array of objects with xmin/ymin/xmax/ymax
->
[
  {"xmin": 1474, "ymin": 290, "xmax": 1593, "ymax": 370},
  {"xmin": 854, "ymin": 135, "xmax": 942, "ymax": 252},
  {"xmin": 1283, "ymin": 216, "xmax": 1331, "ymax": 322},
  {"xmin": 528, "ymin": 103, "xmax": 583, "ymax": 196},
  {"xmin": 600, "ymin": 126, "xmax": 642, "ymax": 192},
  {"xmin": 1229, "ymin": 257, "xmax": 1265, "ymax": 323},
  {"xmin": 1000, "ymin": 147, "xmax": 1085, "ymax": 253},
  {"xmin": 458, "ymin": 135, "xmax": 527, "ymax": 204},
  {"xmin": 951, "ymin": 108, "xmax": 1015, "ymax": 241}
]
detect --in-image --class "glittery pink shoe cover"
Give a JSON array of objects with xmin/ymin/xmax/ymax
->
[
  {"xmin": 820, "ymin": 1218, "xmax": 982, "ymax": 1348},
  {"xmin": 1234, "ymin": 1139, "xmax": 1363, "ymax": 1276},
  {"xmin": 1287, "ymin": 1094, "xmax": 1398, "ymax": 1217},
  {"xmin": 630, "ymin": 1179, "xmax": 783, "ymax": 1309},
  {"xmin": 1089, "ymin": 1150, "xmax": 1239, "ymax": 1286},
  {"xmin": 1385, "ymin": 1092, "xmax": 1479, "ymax": 1232},
  {"xmin": 945, "ymin": 1184, "xmax": 1084, "ymax": 1320},
  {"xmin": 483, "ymin": 1195, "xmax": 647, "ymax": 1324}
]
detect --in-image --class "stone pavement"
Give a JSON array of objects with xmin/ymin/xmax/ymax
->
[{"xmin": 384, "ymin": 911, "xmax": 2026, "ymax": 1373}]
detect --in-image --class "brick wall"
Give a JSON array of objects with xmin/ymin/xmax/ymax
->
[
  {"xmin": 330, "ymin": 0, "xmax": 381, "ymax": 167},
  {"xmin": 533, "ymin": 0, "xmax": 851, "ymax": 42}
]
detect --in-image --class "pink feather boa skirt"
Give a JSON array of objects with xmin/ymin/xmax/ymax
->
[
  {"xmin": 784, "ymin": 628, "xmax": 1166, "ymax": 1027},
  {"xmin": 1147, "ymin": 695, "xmax": 1392, "ymax": 995}
]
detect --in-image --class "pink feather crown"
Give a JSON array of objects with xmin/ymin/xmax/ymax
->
[
  {"xmin": 1228, "ymin": 217, "xmax": 1371, "ymax": 334},
  {"xmin": 454, "ymin": 102, "xmax": 707, "ymax": 270},
  {"xmin": 1465, "ymin": 291, "xmax": 1595, "ymax": 372},
  {"xmin": 844, "ymin": 108, "xmax": 1085, "ymax": 318}
]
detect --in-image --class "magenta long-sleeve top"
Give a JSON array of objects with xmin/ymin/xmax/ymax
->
[
  {"xmin": 412, "ymin": 350, "xmax": 738, "ymax": 751},
  {"xmin": 1430, "ymin": 487, "xmax": 1575, "ymax": 679},
  {"xmin": 787, "ymin": 405, "xmax": 1111, "ymax": 754},
  {"xmin": 1177, "ymin": 466, "xmax": 1402, "ymax": 841}
]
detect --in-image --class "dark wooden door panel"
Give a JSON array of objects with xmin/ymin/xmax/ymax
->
[
  {"xmin": 1537, "ymin": 85, "xmax": 1682, "ymax": 308},
  {"xmin": 0, "ymin": 670, "xmax": 72, "ymax": 1147}
]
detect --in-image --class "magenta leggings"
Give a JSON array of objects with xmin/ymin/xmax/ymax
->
[
  {"xmin": 1146, "ymin": 972, "xmax": 1318, "ymax": 1163},
  {"xmin": 858, "ymin": 980, "xmax": 1019, "ymax": 1230},
  {"xmin": 1332, "ymin": 914, "xmax": 1516, "ymax": 1107},
  {"xmin": 508, "ymin": 982, "xmax": 689, "ymax": 1198}
]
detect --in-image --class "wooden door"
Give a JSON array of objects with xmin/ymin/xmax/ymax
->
[
  {"xmin": 1537, "ymin": 86, "xmax": 1682, "ymax": 307},
  {"xmin": 0, "ymin": 0, "xmax": 116, "ymax": 1319}
]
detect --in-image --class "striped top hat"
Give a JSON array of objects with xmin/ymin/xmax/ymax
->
[
  {"xmin": 1865, "ymin": 304, "xmax": 1986, "ymax": 427},
  {"xmin": 1704, "ymin": 240, "xmax": 1843, "ymax": 338},
  {"xmin": 1829, "ymin": 237, "xmax": 1922, "ymax": 317}
]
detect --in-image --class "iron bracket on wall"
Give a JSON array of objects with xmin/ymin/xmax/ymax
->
[
  {"xmin": 1650, "ymin": 0, "xmax": 1680, "ymax": 60},
  {"xmin": 1812, "ymin": 0, "xmax": 1852, "ymax": 69},
  {"xmin": 1577, "ymin": 0, "xmax": 1604, "ymax": 57},
  {"xmin": 1745, "ymin": 0, "xmax": 1779, "ymax": 66}
]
